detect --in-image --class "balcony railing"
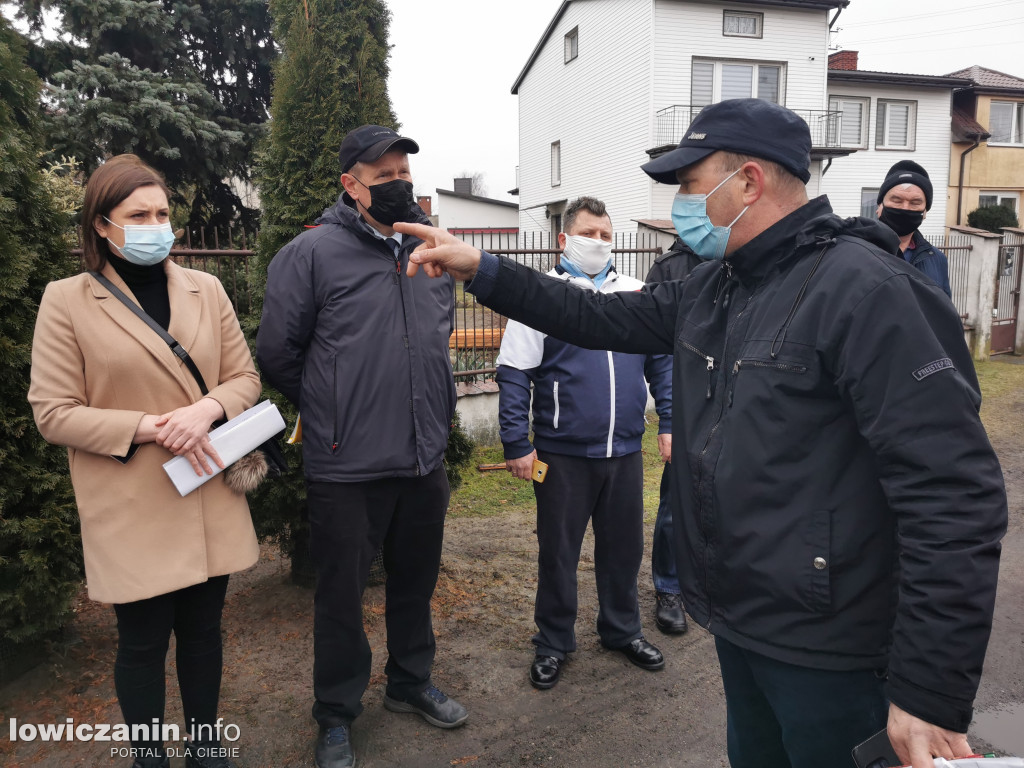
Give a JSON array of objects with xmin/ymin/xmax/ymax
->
[{"xmin": 652, "ymin": 105, "xmax": 844, "ymax": 151}]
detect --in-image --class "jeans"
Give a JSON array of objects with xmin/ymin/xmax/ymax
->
[
  {"xmin": 715, "ymin": 636, "xmax": 889, "ymax": 768},
  {"xmin": 113, "ymin": 575, "xmax": 230, "ymax": 750},
  {"xmin": 651, "ymin": 464, "xmax": 680, "ymax": 594}
]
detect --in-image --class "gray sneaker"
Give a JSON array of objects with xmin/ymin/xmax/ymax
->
[{"xmin": 383, "ymin": 684, "xmax": 468, "ymax": 729}]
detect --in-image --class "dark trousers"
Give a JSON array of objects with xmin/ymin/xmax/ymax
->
[
  {"xmin": 651, "ymin": 463, "xmax": 681, "ymax": 594},
  {"xmin": 532, "ymin": 450, "xmax": 644, "ymax": 659},
  {"xmin": 113, "ymin": 575, "xmax": 230, "ymax": 749},
  {"xmin": 307, "ymin": 466, "xmax": 450, "ymax": 727},
  {"xmin": 715, "ymin": 636, "xmax": 889, "ymax": 768}
]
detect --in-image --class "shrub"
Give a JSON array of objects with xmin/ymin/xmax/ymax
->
[{"xmin": 967, "ymin": 204, "xmax": 1019, "ymax": 232}]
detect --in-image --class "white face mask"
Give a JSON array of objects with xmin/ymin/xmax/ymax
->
[{"xmin": 561, "ymin": 234, "xmax": 613, "ymax": 275}]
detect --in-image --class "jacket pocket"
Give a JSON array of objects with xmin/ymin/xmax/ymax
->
[
  {"xmin": 552, "ymin": 380, "xmax": 560, "ymax": 430},
  {"xmin": 799, "ymin": 509, "xmax": 832, "ymax": 613},
  {"xmin": 728, "ymin": 357, "xmax": 808, "ymax": 408}
]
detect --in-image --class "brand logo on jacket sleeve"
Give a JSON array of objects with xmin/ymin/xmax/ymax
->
[{"xmin": 912, "ymin": 357, "xmax": 955, "ymax": 381}]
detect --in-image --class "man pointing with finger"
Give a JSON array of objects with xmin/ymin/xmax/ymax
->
[{"xmin": 396, "ymin": 99, "xmax": 1006, "ymax": 768}]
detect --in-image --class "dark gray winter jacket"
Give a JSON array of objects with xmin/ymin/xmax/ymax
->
[{"xmin": 256, "ymin": 195, "xmax": 456, "ymax": 481}]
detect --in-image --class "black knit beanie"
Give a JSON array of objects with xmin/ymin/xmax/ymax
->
[{"xmin": 877, "ymin": 160, "xmax": 933, "ymax": 210}]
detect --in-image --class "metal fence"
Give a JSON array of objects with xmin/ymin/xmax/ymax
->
[
  {"xmin": 653, "ymin": 105, "xmax": 842, "ymax": 149},
  {"xmin": 75, "ymin": 225, "xmax": 257, "ymax": 315},
  {"xmin": 932, "ymin": 234, "xmax": 973, "ymax": 320},
  {"xmin": 449, "ymin": 231, "xmax": 663, "ymax": 381}
]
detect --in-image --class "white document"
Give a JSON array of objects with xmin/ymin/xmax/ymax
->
[
  {"xmin": 932, "ymin": 760, "xmax": 1024, "ymax": 768},
  {"xmin": 162, "ymin": 400, "xmax": 286, "ymax": 497}
]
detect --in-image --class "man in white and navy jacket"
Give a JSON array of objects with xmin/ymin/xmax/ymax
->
[{"xmin": 496, "ymin": 197, "xmax": 673, "ymax": 691}]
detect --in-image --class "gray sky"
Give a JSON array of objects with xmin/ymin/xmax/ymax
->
[{"xmin": 385, "ymin": 0, "xmax": 1024, "ymax": 204}]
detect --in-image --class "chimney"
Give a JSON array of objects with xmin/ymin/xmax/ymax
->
[
  {"xmin": 828, "ymin": 50, "xmax": 858, "ymax": 71},
  {"xmin": 453, "ymin": 177, "xmax": 473, "ymax": 195},
  {"xmin": 416, "ymin": 195, "xmax": 432, "ymax": 216}
]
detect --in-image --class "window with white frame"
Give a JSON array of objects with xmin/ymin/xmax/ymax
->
[
  {"xmin": 861, "ymin": 188, "xmax": 880, "ymax": 219},
  {"xmin": 564, "ymin": 27, "xmax": 578, "ymax": 64},
  {"xmin": 989, "ymin": 101, "xmax": 1024, "ymax": 145},
  {"xmin": 829, "ymin": 96, "xmax": 869, "ymax": 148},
  {"xmin": 723, "ymin": 10, "xmax": 762, "ymax": 38},
  {"xmin": 979, "ymin": 191, "xmax": 1019, "ymax": 212},
  {"xmin": 551, "ymin": 141, "xmax": 561, "ymax": 187},
  {"xmin": 875, "ymin": 100, "xmax": 917, "ymax": 150},
  {"xmin": 692, "ymin": 59, "xmax": 784, "ymax": 106}
]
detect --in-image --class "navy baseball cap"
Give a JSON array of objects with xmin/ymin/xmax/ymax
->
[
  {"xmin": 641, "ymin": 99, "xmax": 812, "ymax": 185},
  {"xmin": 339, "ymin": 125, "xmax": 419, "ymax": 174}
]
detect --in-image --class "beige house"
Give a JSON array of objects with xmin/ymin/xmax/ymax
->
[{"xmin": 946, "ymin": 65, "xmax": 1024, "ymax": 228}]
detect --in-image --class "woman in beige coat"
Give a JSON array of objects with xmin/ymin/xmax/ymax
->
[{"xmin": 29, "ymin": 155, "xmax": 260, "ymax": 768}]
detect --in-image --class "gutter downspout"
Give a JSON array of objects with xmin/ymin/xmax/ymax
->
[
  {"xmin": 829, "ymin": 7, "xmax": 844, "ymax": 29},
  {"xmin": 957, "ymin": 138, "xmax": 981, "ymax": 226}
]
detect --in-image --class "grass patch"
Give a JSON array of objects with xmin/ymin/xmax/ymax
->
[
  {"xmin": 449, "ymin": 419, "xmax": 669, "ymax": 522},
  {"xmin": 976, "ymin": 359, "xmax": 1024, "ymax": 403}
]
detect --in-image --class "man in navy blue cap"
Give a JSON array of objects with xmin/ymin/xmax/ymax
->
[
  {"xmin": 258, "ymin": 125, "xmax": 466, "ymax": 768},
  {"xmin": 395, "ymin": 98, "xmax": 1006, "ymax": 768}
]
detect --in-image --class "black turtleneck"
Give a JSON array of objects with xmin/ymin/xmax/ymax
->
[{"xmin": 108, "ymin": 254, "xmax": 171, "ymax": 330}]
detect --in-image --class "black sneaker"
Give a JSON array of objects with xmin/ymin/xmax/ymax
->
[
  {"xmin": 655, "ymin": 592, "xmax": 688, "ymax": 635},
  {"xmin": 315, "ymin": 725, "xmax": 355, "ymax": 768},
  {"xmin": 383, "ymin": 684, "xmax": 469, "ymax": 729},
  {"xmin": 184, "ymin": 739, "xmax": 237, "ymax": 768}
]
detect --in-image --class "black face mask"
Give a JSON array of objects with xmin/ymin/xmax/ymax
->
[
  {"xmin": 354, "ymin": 177, "xmax": 416, "ymax": 226},
  {"xmin": 879, "ymin": 206, "xmax": 925, "ymax": 237}
]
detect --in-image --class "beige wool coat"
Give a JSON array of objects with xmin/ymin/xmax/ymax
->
[{"xmin": 28, "ymin": 260, "xmax": 262, "ymax": 604}]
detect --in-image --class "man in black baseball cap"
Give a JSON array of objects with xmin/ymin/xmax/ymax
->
[
  {"xmin": 258, "ymin": 125, "xmax": 466, "ymax": 768},
  {"xmin": 338, "ymin": 124, "xmax": 419, "ymax": 174},
  {"xmin": 395, "ymin": 96, "xmax": 1005, "ymax": 768},
  {"xmin": 875, "ymin": 160, "xmax": 952, "ymax": 297}
]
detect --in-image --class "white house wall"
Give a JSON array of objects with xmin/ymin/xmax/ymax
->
[
  {"xmin": 517, "ymin": 0, "xmax": 654, "ymax": 234},
  {"xmin": 649, "ymin": 1, "xmax": 831, "ymax": 221},
  {"xmin": 820, "ymin": 84, "xmax": 953, "ymax": 240},
  {"xmin": 437, "ymin": 195, "xmax": 520, "ymax": 232}
]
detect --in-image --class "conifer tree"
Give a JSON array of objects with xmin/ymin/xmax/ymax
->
[
  {"xmin": 0, "ymin": 18, "xmax": 83, "ymax": 649},
  {"xmin": 12, "ymin": 0, "xmax": 275, "ymax": 229}
]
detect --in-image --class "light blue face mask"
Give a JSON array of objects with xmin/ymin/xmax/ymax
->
[
  {"xmin": 671, "ymin": 168, "xmax": 749, "ymax": 261},
  {"xmin": 104, "ymin": 217, "xmax": 176, "ymax": 266}
]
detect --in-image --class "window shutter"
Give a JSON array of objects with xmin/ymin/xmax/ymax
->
[
  {"xmin": 722, "ymin": 64, "xmax": 753, "ymax": 101},
  {"xmin": 990, "ymin": 103, "xmax": 1013, "ymax": 142},
  {"xmin": 841, "ymin": 101, "xmax": 862, "ymax": 145},
  {"xmin": 691, "ymin": 62, "xmax": 714, "ymax": 107},
  {"xmin": 757, "ymin": 66, "xmax": 780, "ymax": 103}
]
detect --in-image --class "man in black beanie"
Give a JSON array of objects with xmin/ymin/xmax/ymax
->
[{"xmin": 876, "ymin": 160, "xmax": 952, "ymax": 298}]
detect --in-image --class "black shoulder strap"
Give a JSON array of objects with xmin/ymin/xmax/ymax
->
[{"xmin": 90, "ymin": 270, "xmax": 210, "ymax": 396}]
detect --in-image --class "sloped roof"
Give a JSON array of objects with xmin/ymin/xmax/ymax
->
[
  {"xmin": 512, "ymin": 0, "xmax": 849, "ymax": 94},
  {"xmin": 436, "ymin": 189, "xmax": 519, "ymax": 209},
  {"xmin": 951, "ymin": 108, "xmax": 991, "ymax": 143},
  {"xmin": 946, "ymin": 65, "xmax": 1024, "ymax": 92},
  {"xmin": 828, "ymin": 69, "xmax": 970, "ymax": 89}
]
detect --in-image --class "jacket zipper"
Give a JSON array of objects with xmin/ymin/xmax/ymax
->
[
  {"xmin": 605, "ymin": 351, "xmax": 616, "ymax": 458},
  {"xmin": 331, "ymin": 355, "xmax": 339, "ymax": 453},
  {"xmin": 728, "ymin": 359, "xmax": 808, "ymax": 408},
  {"xmin": 552, "ymin": 380, "xmax": 560, "ymax": 429},
  {"xmin": 393, "ymin": 248, "xmax": 420, "ymax": 475},
  {"xmin": 681, "ymin": 341, "xmax": 716, "ymax": 399}
]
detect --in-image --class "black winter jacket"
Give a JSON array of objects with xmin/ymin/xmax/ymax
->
[
  {"xmin": 645, "ymin": 238, "xmax": 705, "ymax": 284},
  {"xmin": 467, "ymin": 197, "xmax": 1006, "ymax": 732},
  {"xmin": 256, "ymin": 196, "xmax": 457, "ymax": 481}
]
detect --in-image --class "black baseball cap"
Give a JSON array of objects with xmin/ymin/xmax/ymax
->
[
  {"xmin": 641, "ymin": 99, "xmax": 812, "ymax": 185},
  {"xmin": 339, "ymin": 125, "xmax": 419, "ymax": 174}
]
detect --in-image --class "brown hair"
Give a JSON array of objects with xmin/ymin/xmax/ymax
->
[
  {"xmin": 81, "ymin": 155, "xmax": 171, "ymax": 270},
  {"xmin": 563, "ymin": 196, "xmax": 610, "ymax": 234}
]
